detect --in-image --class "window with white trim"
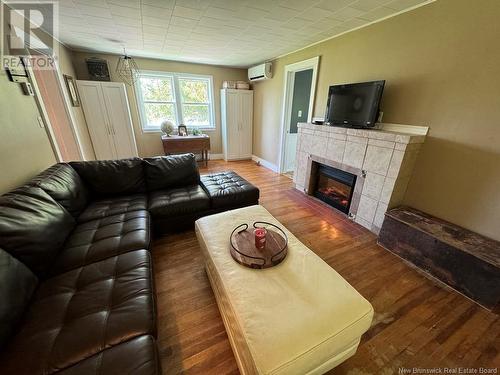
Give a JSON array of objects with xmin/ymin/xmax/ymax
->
[{"xmin": 135, "ymin": 71, "xmax": 215, "ymax": 131}]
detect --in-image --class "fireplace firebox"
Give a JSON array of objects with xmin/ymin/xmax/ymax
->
[{"xmin": 312, "ymin": 163, "xmax": 357, "ymax": 214}]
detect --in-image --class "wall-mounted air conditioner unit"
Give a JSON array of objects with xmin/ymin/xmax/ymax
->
[{"xmin": 248, "ymin": 62, "xmax": 272, "ymax": 81}]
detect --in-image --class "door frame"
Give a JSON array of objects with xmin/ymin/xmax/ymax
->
[
  {"xmin": 53, "ymin": 59, "xmax": 85, "ymax": 160},
  {"xmin": 25, "ymin": 53, "xmax": 85, "ymax": 161},
  {"xmin": 24, "ymin": 57, "xmax": 63, "ymax": 162},
  {"xmin": 278, "ymin": 56, "xmax": 320, "ymax": 173}
]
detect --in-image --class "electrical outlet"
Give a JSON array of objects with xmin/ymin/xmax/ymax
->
[
  {"xmin": 298, "ymin": 110, "xmax": 302, "ymax": 117},
  {"xmin": 37, "ymin": 116, "xmax": 45, "ymax": 128}
]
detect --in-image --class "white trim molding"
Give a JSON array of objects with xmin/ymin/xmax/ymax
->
[
  {"xmin": 134, "ymin": 70, "xmax": 216, "ymax": 133},
  {"xmin": 252, "ymin": 155, "xmax": 279, "ymax": 173},
  {"xmin": 378, "ymin": 123, "xmax": 429, "ymax": 135},
  {"xmin": 278, "ymin": 56, "xmax": 320, "ymax": 174},
  {"xmin": 209, "ymin": 153, "xmax": 224, "ymax": 160}
]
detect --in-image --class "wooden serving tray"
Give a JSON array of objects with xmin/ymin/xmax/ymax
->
[{"xmin": 230, "ymin": 227, "xmax": 287, "ymax": 269}]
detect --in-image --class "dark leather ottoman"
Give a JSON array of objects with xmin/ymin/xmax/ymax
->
[{"xmin": 200, "ymin": 171, "xmax": 259, "ymax": 210}]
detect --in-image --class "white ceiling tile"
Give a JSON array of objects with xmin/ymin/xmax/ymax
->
[
  {"xmin": 60, "ymin": 6, "xmax": 81, "ymax": 17},
  {"xmin": 339, "ymin": 17, "xmax": 369, "ymax": 29},
  {"xmin": 358, "ymin": 5, "xmax": 397, "ymax": 21},
  {"xmin": 172, "ymin": 5, "xmax": 203, "ymax": 20},
  {"xmin": 63, "ymin": 25, "xmax": 91, "ymax": 34},
  {"xmin": 204, "ymin": 6, "xmax": 238, "ymax": 20},
  {"xmin": 55, "ymin": 0, "xmax": 429, "ymax": 67},
  {"xmin": 142, "ymin": 16, "xmax": 169, "ymax": 27},
  {"xmin": 351, "ymin": 0, "xmax": 390, "ymax": 12},
  {"xmin": 280, "ymin": 17, "xmax": 313, "ymax": 30},
  {"xmin": 175, "ymin": 0, "xmax": 212, "ymax": 10},
  {"xmin": 234, "ymin": 6, "xmax": 270, "ymax": 21},
  {"xmin": 113, "ymin": 15, "xmax": 142, "ymax": 26},
  {"xmin": 141, "ymin": 0, "xmax": 175, "ymax": 9},
  {"xmin": 60, "ymin": 15, "xmax": 87, "ymax": 26},
  {"xmin": 210, "ymin": 0, "xmax": 245, "ymax": 12},
  {"xmin": 108, "ymin": 0, "xmax": 140, "ymax": 9},
  {"xmin": 264, "ymin": 6, "xmax": 300, "ymax": 22},
  {"xmin": 385, "ymin": 0, "xmax": 429, "ymax": 10},
  {"xmin": 246, "ymin": 0, "xmax": 277, "ymax": 11},
  {"xmin": 115, "ymin": 25, "xmax": 141, "ymax": 35},
  {"xmin": 143, "ymin": 25, "xmax": 167, "ymax": 35},
  {"xmin": 144, "ymin": 41, "xmax": 163, "ymax": 48},
  {"xmin": 85, "ymin": 16, "xmax": 116, "ymax": 27},
  {"xmin": 164, "ymin": 39, "xmax": 186, "ymax": 47},
  {"xmin": 253, "ymin": 17, "xmax": 282, "ymax": 29},
  {"xmin": 280, "ymin": 0, "xmax": 320, "ymax": 12},
  {"xmin": 170, "ymin": 16, "xmax": 199, "ymax": 28},
  {"xmin": 316, "ymin": 0, "xmax": 355, "ymax": 12},
  {"xmin": 74, "ymin": 0, "xmax": 108, "ymax": 9},
  {"xmin": 168, "ymin": 24, "xmax": 193, "ymax": 34},
  {"xmin": 165, "ymin": 32, "xmax": 191, "ymax": 42},
  {"xmin": 109, "ymin": 4, "xmax": 140, "ymax": 18},
  {"xmin": 296, "ymin": 6, "xmax": 335, "ymax": 21},
  {"xmin": 331, "ymin": 6, "xmax": 366, "ymax": 21},
  {"xmin": 143, "ymin": 33, "xmax": 165, "ymax": 41},
  {"xmin": 142, "ymin": 5, "xmax": 173, "ymax": 18},
  {"xmin": 77, "ymin": 4, "xmax": 112, "ymax": 18}
]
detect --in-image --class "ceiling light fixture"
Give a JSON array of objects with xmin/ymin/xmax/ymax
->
[{"xmin": 116, "ymin": 48, "xmax": 139, "ymax": 85}]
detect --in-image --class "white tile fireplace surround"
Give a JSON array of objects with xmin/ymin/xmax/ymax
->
[{"xmin": 294, "ymin": 123, "xmax": 427, "ymax": 234}]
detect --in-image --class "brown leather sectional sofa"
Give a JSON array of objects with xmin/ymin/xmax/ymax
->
[{"xmin": 0, "ymin": 153, "xmax": 259, "ymax": 374}]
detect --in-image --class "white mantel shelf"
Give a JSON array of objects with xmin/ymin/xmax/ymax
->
[
  {"xmin": 298, "ymin": 122, "xmax": 428, "ymax": 142},
  {"xmin": 294, "ymin": 122, "xmax": 428, "ymax": 234}
]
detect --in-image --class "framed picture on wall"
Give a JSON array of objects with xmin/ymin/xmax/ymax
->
[{"xmin": 63, "ymin": 74, "xmax": 81, "ymax": 107}]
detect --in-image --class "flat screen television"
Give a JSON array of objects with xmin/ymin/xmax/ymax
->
[{"xmin": 324, "ymin": 80, "xmax": 385, "ymax": 128}]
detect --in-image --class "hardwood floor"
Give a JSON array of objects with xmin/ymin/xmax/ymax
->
[{"xmin": 153, "ymin": 160, "xmax": 499, "ymax": 374}]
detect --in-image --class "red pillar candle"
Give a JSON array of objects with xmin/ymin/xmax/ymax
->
[{"xmin": 254, "ymin": 228, "xmax": 267, "ymax": 249}]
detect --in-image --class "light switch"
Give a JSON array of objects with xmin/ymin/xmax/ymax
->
[
  {"xmin": 37, "ymin": 116, "xmax": 45, "ymax": 128},
  {"xmin": 298, "ymin": 110, "xmax": 302, "ymax": 117}
]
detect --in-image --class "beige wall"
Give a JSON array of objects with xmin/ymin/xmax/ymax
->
[
  {"xmin": 70, "ymin": 52, "xmax": 247, "ymax": 157},
  {"xmin": 0, "ymin": 64, "xmax": 56, "ymax": 194},
  {"xmin": 253, "ymin": 0, "xmax": 500, "ymax": 241},
  {"xmin": 0, "ymin": 32, "xmax": 92, "ymax": 194}
]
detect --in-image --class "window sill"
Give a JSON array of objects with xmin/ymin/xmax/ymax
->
[{"xmin": 141, "ymin": 127, "xmax": 216, "ymax": 134}]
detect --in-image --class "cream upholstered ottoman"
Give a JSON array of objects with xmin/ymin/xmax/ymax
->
[{"xmin": 195, "ymin": 205, "xmax": 373, "ymax": 375}]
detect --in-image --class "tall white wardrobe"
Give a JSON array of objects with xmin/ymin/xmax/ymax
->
[
  {"xmin": 221, "ymin": 89, "xmax": 253, "ymax": 161},
  {"xmin": 77, "ymin": 81, "xmax": 138, "ymax": 160}
]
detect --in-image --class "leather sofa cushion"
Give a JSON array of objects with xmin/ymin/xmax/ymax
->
[
  {"xmin": 70, "ymin": 158, "xmax": 146, "ymax": 196},
  {"xmin": 148, "ymin": 185, "xmax": 210, "ymax": 218},
  {"xmin": 144, "ymin": 153, "xmax": 199, "ymax": 191},
  {"xmin": 0, "ymin": 248, "xmax": 38, "ymax": 348},
  {"xmin": 0, "ymin": 250, "xmax": 156, "ymax": 375},
  {"xmin": 57, "ymin": 335, "xmax": 160, "ymax": 375},
  {"xmin": 30, "ymin": 163, "xmax": 89, "ymax": 217},
  {"xmin": 78, "ymin": 194, "xmax": 148, "ymax": 222},
  {"xmin": 200, "ymin": 171, "xmax": 259, "ymax": 209},
  {"xmin": 0, "ymin": 186, "xmax": 75, "ymax": 277},
  {"xmin": 52, "ymin": 210, "xmax": 150, "ymax": 275}
]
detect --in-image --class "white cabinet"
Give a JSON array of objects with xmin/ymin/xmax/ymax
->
[
  {"xmin": 221, "ymin": 89, "xmax": 253, "ymax": 161},
  {"xmin": 77, "ymin": 80, "xmax": 138, "ymax": 160}
]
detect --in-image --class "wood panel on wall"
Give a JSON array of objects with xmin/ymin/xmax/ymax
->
[{"xmin": 252, "ymin": 0, "xmax": 500, "ymax": 241}]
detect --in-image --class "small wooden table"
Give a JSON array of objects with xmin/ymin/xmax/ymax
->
[{"xmin": 161, "ymin": 135, "xmax": 210, "ymax": 166}]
